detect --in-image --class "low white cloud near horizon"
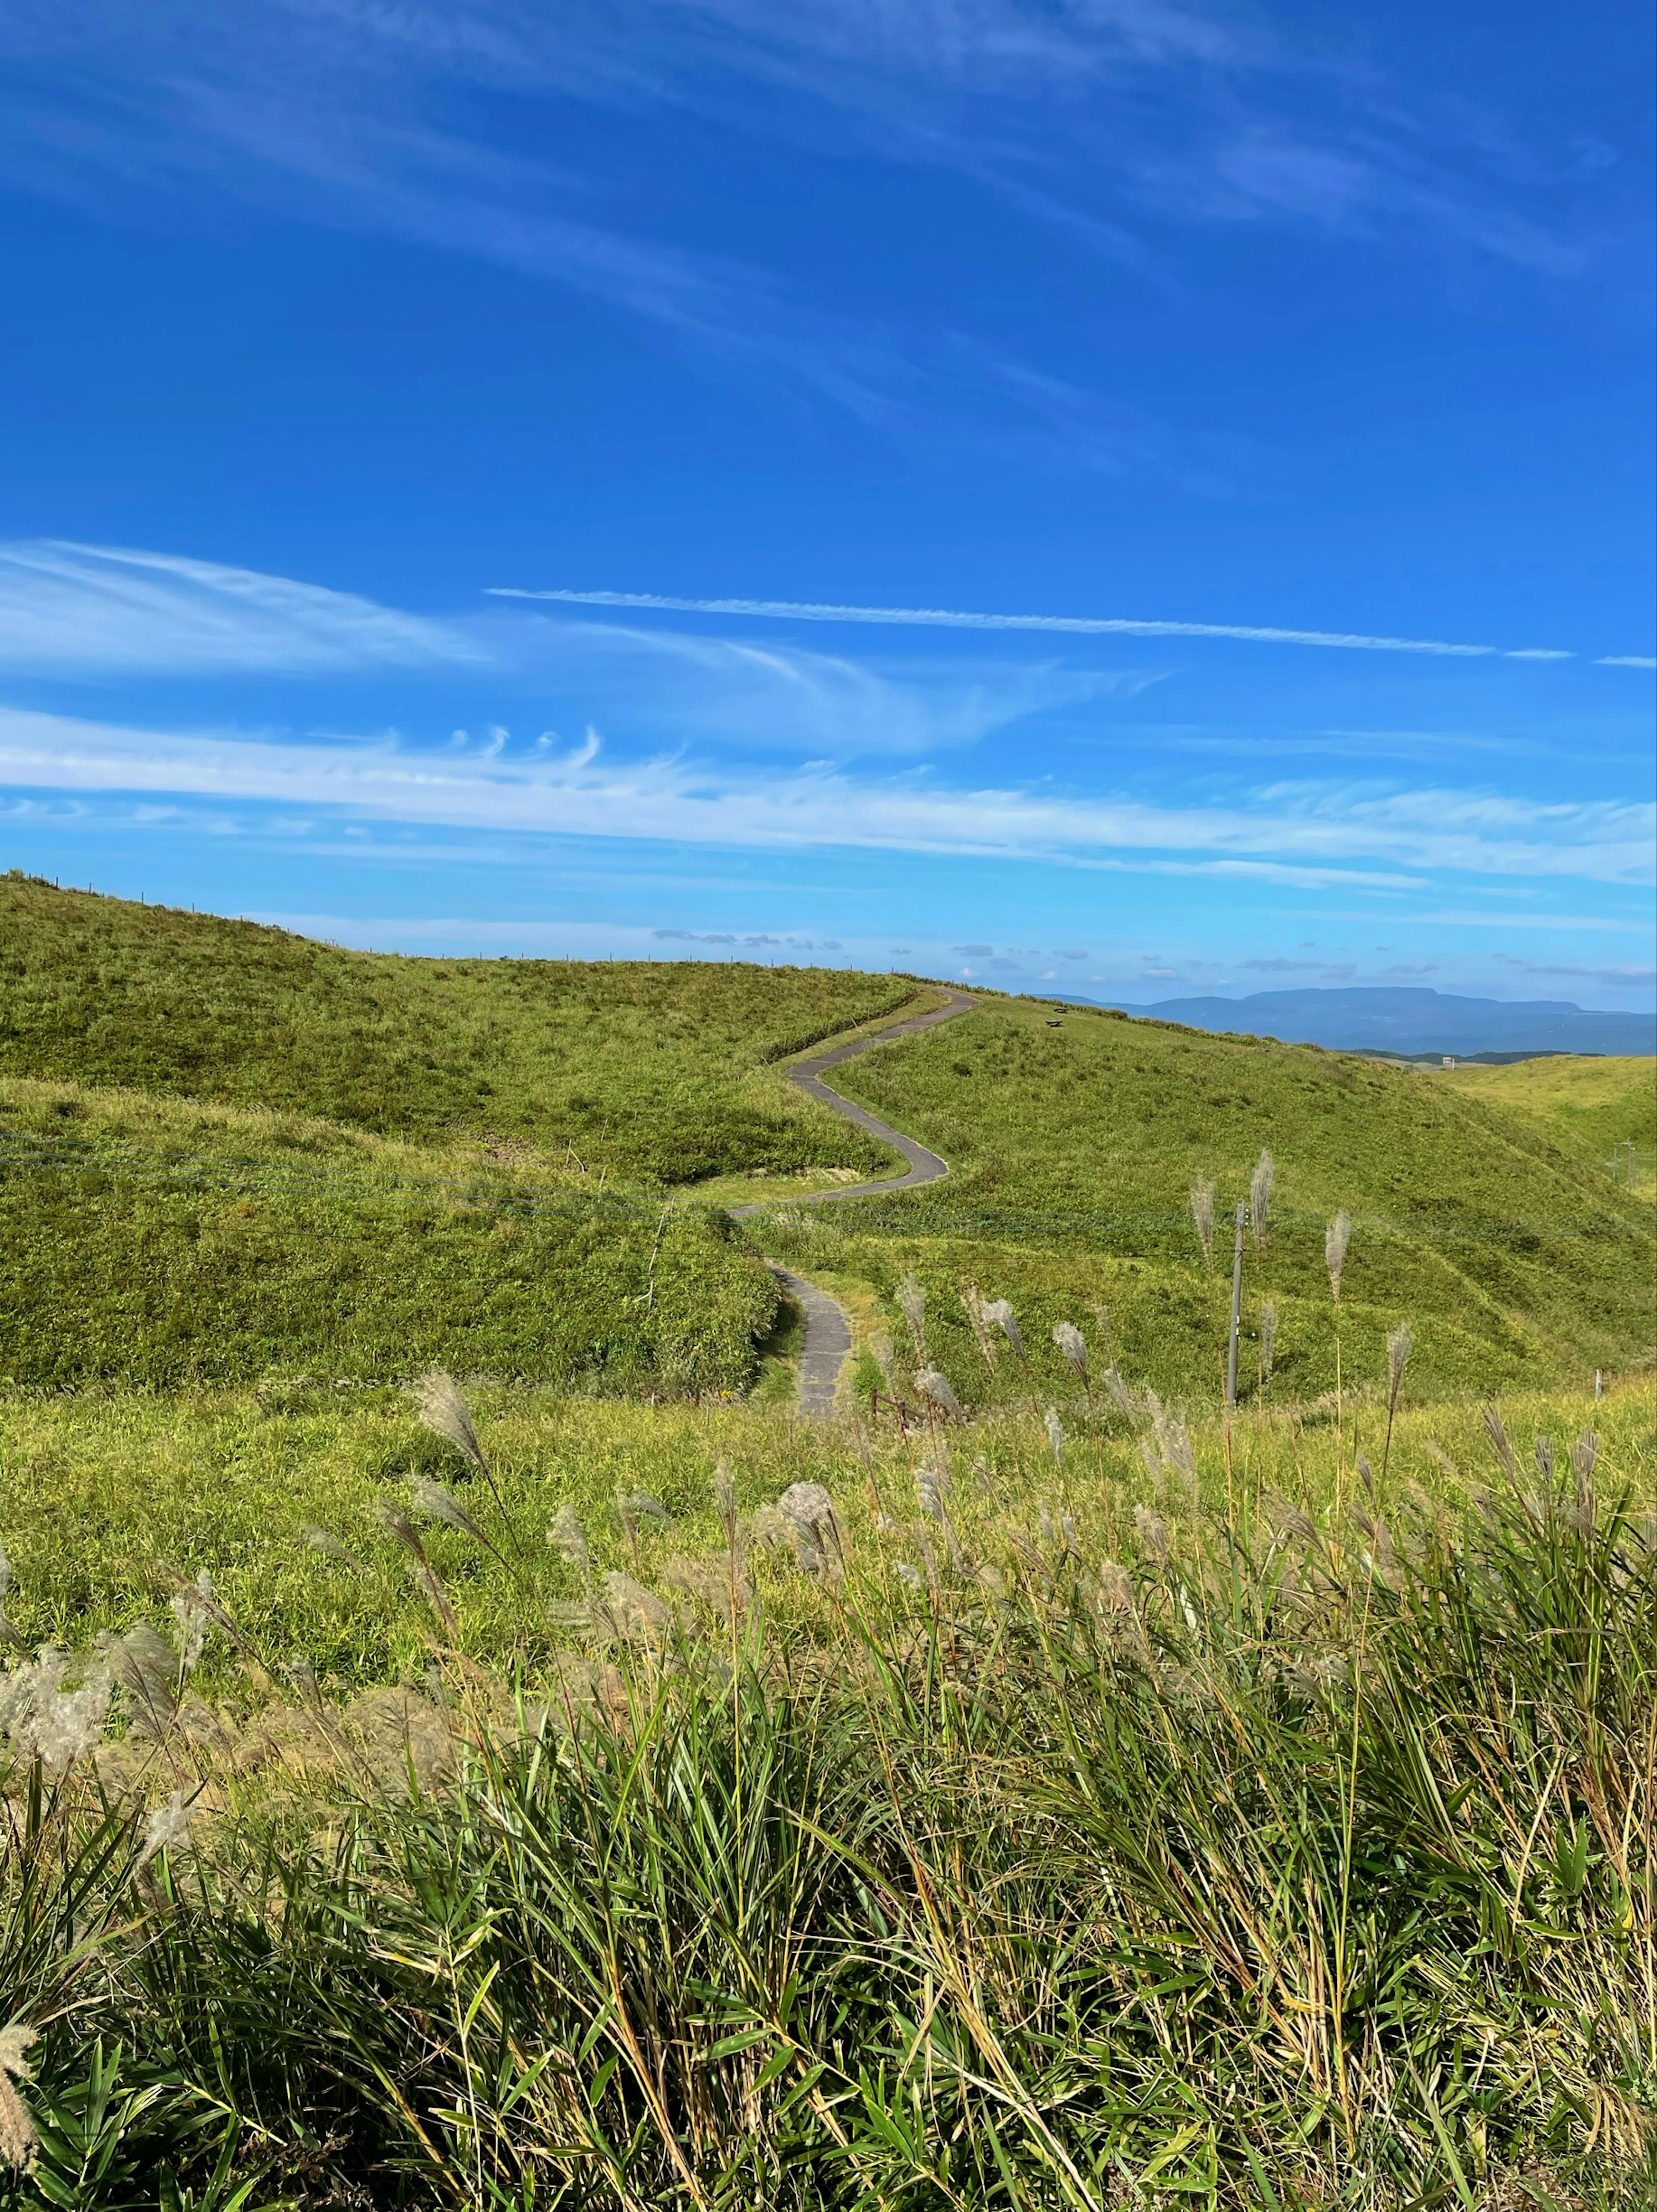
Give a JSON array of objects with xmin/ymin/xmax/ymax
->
[{"xmin": 1, "ymin": 703, "xmax": 1650, "ymax": 892}]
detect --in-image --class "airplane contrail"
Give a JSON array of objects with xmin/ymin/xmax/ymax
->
[{"xmin": 484, "ymin": 586, "xmax": 1648, "ymax": 664}]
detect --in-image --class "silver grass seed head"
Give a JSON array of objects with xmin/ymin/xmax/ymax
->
[
  {"xmin": 711, "ymin": 1459, "xmax": 738, "ymax": 1525},
  {"xmin": 895, "ymin": 1562, "xmax": 922, "ymax": 1590},
  {"xmin": 410, "ymin": 1370, "xmax": 486, "ymax": 1474},
  {"xmin": 962, "ymin": 1282, "xmax": 996, "ymax": 1360},
  {"xmin": 547, "ymin": 1504, "xmax": 591, "ymax": 1582},
  {"xmin": 407, "ymin": 1476, "xmax": 484, "ymax": 1543},
  {"xmin": 1259, "ymin": 1298, "xmax": 1278, "ymax": 1382},
  {"xmin": 1325, "ymin": 1212, "xmax": 1352, "ymax": 1299},
  {"xmin": 109, "ymin": 1623, "xmax": 181, "ymax": 1725},
  {"xmin": 0, "ymin": 2021, "xmax": 38, "ymax": 2176},
  {"xmin": 1043, "ymin": 1407, "xmax": 1065, "ymax": 1464},
  {"xmin": 374, "ymin": 1499, "xmax": 417, "ymax": 1546},
  {"xmin": 914, "ymin": 1368, "xmax": 960, "ymax": 1416},
  {"xmin": 895, "ymin": 1273, "xmax": 926, "ymax": 1352},
  {"xmin": 1052, "ymin": 1321, "xmax": 1087, "ymax": 1378},
  {"xmin": 1133, "ymin": 1503, "xmax": 1168, "ymax": 1560},
  {"xmin": 1250, "ymin": 1151, "xmax": 1275, "ymax": 1245},
  {"xmin": 302, "ymin": 1524, "xmax": 363, "ymax": 1570},
  {"xmin": 26, "ymin": 1675, "xmax": 112, "ymax": 1772},
  {"xmin": 981, "ymin": 1298, "xmax": 1023, "ymax": 1357},
  {"xmin": 615, "ymin": 1491, "xmax": 672, "ymax": 1527},
  {"xmin": 1104, "ymin": 1367, "xmax": 1140, "ymax": 1420},
  {"xmin": 1189, "ymin": 1177, "xmax": 1216, "ymax": 1265},
  {"xmin": 1387, "ymin": 1322, "xmax": 1413, "ymax": 1396},
  {"xmin": 777, "ymin": 1481, "xmax": 835, "ymax": 1533},
  {"xmin": 1096, "ymin": 1560, "xmax": 1134, "ymax": 1614},
  {"xmin": 169, "ymin": 1571, "xmax": 217, "ymax": 1676},
  {"xmin": 598, "ymin": 1571, "xmax": 673, "ymax": 1644},
  {"xmin": 1534, "ymin": 1435, "xmax": 1555, "ymax": 1482},
  {"xmin": 914, "ymin": 1465, "xmax": 943, "ymax": 1520},
  {"xmin": 1482, "ymin": 1406, "xmax": 1518, "ymax": 1481},
  {"xmin": 137, "ymin": 1787, "xmax": 194, "ymax": 1869}
]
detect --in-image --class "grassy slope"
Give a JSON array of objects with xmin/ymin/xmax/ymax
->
[
  {"xmin": 1437, "ymin": 1052, "xmax": 1656, "ymax": 1185},
  {"xmin": 4, "ymin": 877, "xmax": 1651, "ymax": 1404},
  {"xmin": 783, "ymin": 996, "xmax": 1656, "ymax": 1405},
  {"xmin": 0, "ymin": 876, "xmax": 920, "ymax": 1387},
  {"xmin": 0, "ymin": 1075, "xmax": 776, "ymax": 1391},
  {"xmin": 2, "ymin": 1375, "xmax": 1652, "ymax": 2206},
  {"xmin": 0, "ymin": 1358, "xmax": 1649, "ymax": 1681},
  {"xmin": 0, "ymin": 873, "xmax": 910, "ymax": 1183}
]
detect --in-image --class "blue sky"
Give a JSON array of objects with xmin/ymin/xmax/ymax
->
[{"xmin": 0, "ymin": 0, "xmax": 1651, "ymax": 1006}]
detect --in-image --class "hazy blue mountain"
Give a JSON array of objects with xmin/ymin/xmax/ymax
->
[{"xmin": 1087, "ymin": 987, "xmax": 1656, "ymax": 1058}]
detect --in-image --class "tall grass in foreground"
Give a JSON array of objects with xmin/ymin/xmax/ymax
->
[{"xmin": 0, "ymin": 1392, "xmax": 1653, "ymax": 2206}]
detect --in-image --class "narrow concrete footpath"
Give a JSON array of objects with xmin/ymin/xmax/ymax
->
[
  {"xmin": 739, "ymin": 989, "xmax": 975, "ymax": 1418},
  {"xmin": 769, "ymin": 1266, "xmax": 854, "ymax": 1419}
]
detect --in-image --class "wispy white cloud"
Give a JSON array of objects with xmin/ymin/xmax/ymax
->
[
  {"xmin": 496, "ymin": 614, "xmax": 1158, "ymax": 755},
  {"xmin": 0, "ymin": 540, "xmax": 482, "ymax": 674},
  {"xmin": 0, "ymin": 0, "xmax": 1612, "ymax": 466},
  {"xmin": 0, "ymin": 703, "xmax": 1649, "ymax": 889},
  {"xmin": 0, "ymin": 539, "xmax": 1149, "ymax": 756},
  {"xmin": 489, "ymin": 586, "xmax": 1631, "ymax": 665}
]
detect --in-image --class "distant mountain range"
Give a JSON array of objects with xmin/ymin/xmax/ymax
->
[{"xmin": 1086, "ymin": 986, "xmax": 1657, "ymax": 1059}]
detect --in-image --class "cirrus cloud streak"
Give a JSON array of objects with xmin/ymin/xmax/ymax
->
[{"xmin": 0, "ymin": 704, "xmax": 1649, "ymax": 892}]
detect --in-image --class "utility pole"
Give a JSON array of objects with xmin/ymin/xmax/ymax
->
[{"xmin": 1225, "ymin": 1200, "xmax": 1246, "ymax": 1411}]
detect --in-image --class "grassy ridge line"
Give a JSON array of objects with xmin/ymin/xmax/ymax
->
[
  {"xmin": 0, "ymin": 874, "xmax": 915, "ymax": 1184},
  {"xmin": 804, "ymin": 994, "xmax": 1654, "ymax": 1399}
]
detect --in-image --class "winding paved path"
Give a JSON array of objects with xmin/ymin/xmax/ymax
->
[
  {"xmin": 737, "ymin": 989, "xmax": 975, "ymax": 1418},
  {"xmin": 730, "ymin": 988, "xmax": 975, "ymax": 1219}
]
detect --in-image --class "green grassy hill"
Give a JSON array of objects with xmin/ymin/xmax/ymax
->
[
  {"xmin": 773, "ymin": 994, "xmax": 1655, "ymax": 1407},
  {"xmin": 2, "ymin": 874, "xmax": 1651, "ymax": 1403},
  {"xmin": 0, "ymin": 1074, "xmax": 778, "ymax": 1392},
  {"xmin": 0, "ymin": 875, "xmax": 920, "ymax": 1389},
  {"xmin": 0, "ymin": 872, "xmax": 909, "ymax": 1183},
  {"xmin": 1437, "ymin": 1051, "xmax": 1655, "ymax": 1185}
]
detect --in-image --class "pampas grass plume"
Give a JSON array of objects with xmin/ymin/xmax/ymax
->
[
  {"xmin": 1259, "ymin": 1298, "xmax": 1278, "ymax": 1385},
  {"xmin": 1325, "ymin": 1211, "xmax": 1352, "ymax": 1300},
  {"xmin": 1052, "ymin": 1320, "xmax": 1087, "ymax": 1380},
  {"xmin": 915, "ymin": 1368, "xmax": 960, "ymax": 1416},
  {"xmin": 1190, "ymin": 1178, "xmax": 1216, "ymax": 1267},
  {"xmin": 1250, "ymin": 1151, "xmax": 1274, "ymax": 1247},
  {"xmin": 410, "ymin": 1371, "xmax": 486, "ymax": 1475},
  {"xmin": 0, "ymin": 2023, "xmax": 38, "ymax": 2174},
  {"xmin": 896, "ymin": 1274, "xmax": 926, "ymax": 1358}
]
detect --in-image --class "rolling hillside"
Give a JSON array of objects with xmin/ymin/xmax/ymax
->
[
  {"xmin": 777, "ymin": 994, "xmax": 1656, "ymax": 1406},
  {"xmin": 0, "ymin": 872, "xmax": 909, "ymax": 1183},
  {"xmin": 1, "ymin": 875, "xmax": 1651, "ymax": 1401},
  {"xmin": 1436, "ymin": 1051, "xmax": 1655, "ymax": 1184}
]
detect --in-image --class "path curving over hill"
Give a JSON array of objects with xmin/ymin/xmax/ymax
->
[
  {"xmin": 731, "ymin": 989, "xmax": 975, "ymax": 1219},
  {"xmin": 740, "ymin": 989, "xmax": 974, "ymax": 1417}
]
